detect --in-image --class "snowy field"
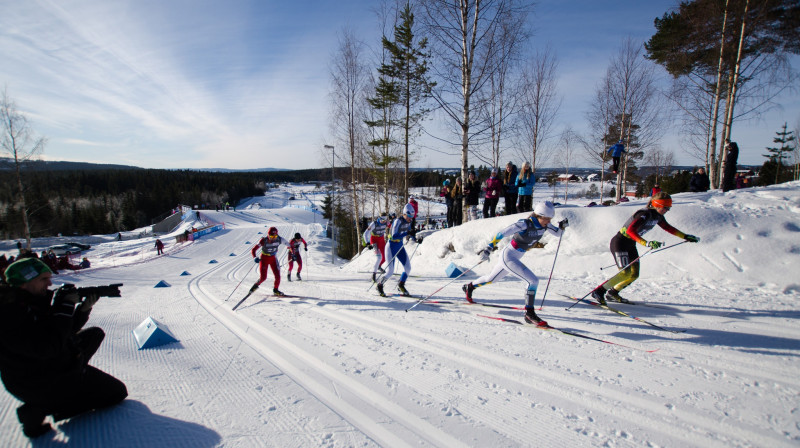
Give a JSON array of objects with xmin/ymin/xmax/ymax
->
[{"xmin": 1, "ymin": 181, "xmax": 799, "ymax": 447}]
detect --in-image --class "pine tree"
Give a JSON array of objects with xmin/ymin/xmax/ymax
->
[{"xmin": 763, "ymin": 122, "xmax": 796, "ymax": 184}]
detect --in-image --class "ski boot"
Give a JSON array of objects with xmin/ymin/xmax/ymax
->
[
  {"xmin": 605, "ymin": 289, "xmax": 629, "ymax": 304},
  {"xmin": 17, "ymin": 404, "xmax": 52, "ymax": 439},
  {"xmin": 372, "ymin": 272, "xmax": 377, "ymax": 283},
  {"xmin": 462, "ymin": 282, "xmax": 475, "ymax": 303},
  {"xmin": 287, "ymin": 273, "xmax": 292, "ymax": 282},
  {"xmin": 397, "ymin": 281, "xmax": 410, "ymax": 297},
  {"xmin": 376, "ymin": 283, "xmax": 386, "ymax": 297},
  {"xmin": 378, "ymin": 267, "xmax": 385, "ymax": 274},
  {"xmin": 296, "ymin": 273, "xmax": 301, "ymax": 281},
  {"xmin": 272, "ymin": 288, "xmax": 284, "ymax": 296},
  {"xmin": 523, "ymin": 308, "xmax": 548, "ymax": 327},
  {"xmin": 248, "ymin": 283, "xmax": 259, "ymax": 294},
  {"xmin": 591, "ymin": 287, "xmax": 608, "ymax": 306}
]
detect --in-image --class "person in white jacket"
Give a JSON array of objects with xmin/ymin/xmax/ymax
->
[{"xmin": 462, "ymin": 201, "xmax": 568, "ymax": 327}]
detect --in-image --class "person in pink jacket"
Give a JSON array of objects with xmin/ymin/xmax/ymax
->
[{"xmin": 482, "ymin": 168, "xmax": 503, "ymax": 218}]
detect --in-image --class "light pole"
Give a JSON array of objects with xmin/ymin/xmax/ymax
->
[{"xmin": 324, "ymin": 145, "xmax": 335, "ymax": 264}]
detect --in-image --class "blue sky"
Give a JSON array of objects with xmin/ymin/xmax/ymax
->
[{"xmin": 1, "ymin": 0, "xmax": 797, "ymax": 170}]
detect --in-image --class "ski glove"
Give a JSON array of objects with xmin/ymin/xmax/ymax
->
[
  {"xmin": 647, "ymin": 240, "xmax": 662, "ymax": 249},
  {"xmin": 558, "ymin": 218, "xmax": 569, "ymax": 230},
  {"xmin": 478, "ymin": 247, "xmax": 491, "ymax": 262},
  {"xmin": 80, "ymin": 293, "xmax": 101, "ymax": 311},
  {"xmin": 367, "ymin": 244, "xmax": 374, "ymax": 250},
  {"xmin": 254, "ymin": 257, "xmax": 260, "ymax": 263},
  {"xmin": 685, "ymin": 234, "xmax": 700, "ymax": 243}
]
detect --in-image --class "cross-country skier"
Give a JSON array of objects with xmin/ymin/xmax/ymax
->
[
  {"xmin": 376, "ymin": 204, "xmax": 419, "ymax": 297},
  {"xmin": 286, "ymin": 232, "xmax": 307, "ymax": 281},
  {"xmin": 462, "ymin": 201, "xmax": 568, "ymax": 327},
  {"xmin": 591, "ymin": 192, "xmax": 699, "ymax": 304},
  {"xmin": 362, "ymin": 213, "xmax": 389, "ymax": 282},
  {"xmin": 249, "ymin": 227, "xmax": 290, "ymax": 296}
]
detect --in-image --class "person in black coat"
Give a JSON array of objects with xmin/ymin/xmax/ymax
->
[
  {"xmin": 689, "ymin": 167, "xmax": 710, "ymax": 192},
  {"xmin": 503, "ymin": 162, "xmax": 518, "ymax": 215},
  {"xmin": 0, "ymin": 258, "xmax": 127, "ymax": 438},
  {"xmin": 722, "ymin": 139, "xmax": 739, "ymax": 192}
]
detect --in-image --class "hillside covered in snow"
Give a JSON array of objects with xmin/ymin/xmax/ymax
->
[{"xmin": 1, "ymin": 182, "xmax": 799, "ymax": 447}]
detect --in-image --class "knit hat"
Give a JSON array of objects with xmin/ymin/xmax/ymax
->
[{"xmin": 4, "ymin": 258, "xmax": 52, "ymax": 287}]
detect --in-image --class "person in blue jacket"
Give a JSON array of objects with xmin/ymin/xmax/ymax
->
[
  {"xmin": 515, "ymin": 162, "xmax": 534, "ymax": 212},
  {"xmin": 376, "ymin": 204, "xmax": 420, "ymax": 297},
  {"xmin": 607, "ymin": 140, "xmax": 626, "ymax": 173}
]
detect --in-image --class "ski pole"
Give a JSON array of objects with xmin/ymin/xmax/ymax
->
[
  {"xmin": 367, "ymin": 240, "xmax": 406, "ymax": 292},
  {"xmin": 538, "ymin": 230, "xmax": 564, "ymax": 311},
  {"xmin": 598, "ymin": 240, "xmax": 687, "ymax": 270},
  {"xmin": 225, "ymin": 262, "xmax": 257, "ymax": 302},
  {"xmin": 405, "ymin": 259, "xmax": 485, "ymax": 312}
]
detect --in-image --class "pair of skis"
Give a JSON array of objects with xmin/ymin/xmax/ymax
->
[{"xmin": 560, "ymin": 294, "xmax": 685, "ymax": 334}]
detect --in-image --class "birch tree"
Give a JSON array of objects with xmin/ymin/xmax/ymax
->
[
  {"xmin": 419, "ymin": 0, "xmax": 533, "ymax": 220},
  {"xmin": 1, "ymin": 88, "xmax": 46, "ymax": 250},
  {"xmin": 330, "ymin": 28, "xmax": 371, "ymax": 255}
]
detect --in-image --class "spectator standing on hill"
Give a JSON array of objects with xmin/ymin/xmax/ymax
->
[
  {"xmin": 722, "ymin": 139, "xmax": 739, "ymax": 192},
  {"xmin": 440, "ymin": 180, "xmax": 453, "ymax": 228},
  {"xmin": 462, "ymin": 201, "xmax": 568, "ymax": 327},
  {"xmin": 286, "ymin": 233, "xmax": 307, "ymax": 281},
  {"xmin": 591, "ymin": 192, "xmax": 699, "ymax": 305},
  {"xmin": 516, "ymin": 162, "xmax": 534, "ymax": 213},
  {"xmin": 483, "ymin": 168, "xmax": 503, "ymax": 218},
  {"xmin": 503, "ymin": 162, "xmax": 518, "ymax": 215},
  {"xmin": 0, "ymin": 258, "xmax": 127, "ymax": 438},
  {"xmin": 450, "ymin": 177, "xmax": 464, "ymax": 226},
  {"xmin": 651, "ymin": 184, "xmax": 661, "ymax": 196},
  {"xmin": 464, "ymin": 171, "xmax": 481, "ymax": 222},
  {"xmin": 689, "ymin": 167, "xmax": 710, "ymax": 192},
  {"xmin": 154, "ymin": 239, "xmax": 164, "ymax": 255},
  {"xmin": 249, "ymin": 227, "xmax": 290, "ymax": 296},
  {"xmin": 607, "ymin": 140, "xmax": 626, "ymax": 174}
]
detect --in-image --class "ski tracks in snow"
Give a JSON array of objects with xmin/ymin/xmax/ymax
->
[{"xmin": 188, "ymin": 262, "xmax": 796, "ymax": 448}]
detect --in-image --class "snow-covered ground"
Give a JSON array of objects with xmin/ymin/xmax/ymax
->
[{"xmin": 1, "ymin": 182, "xmax": 799, "ymax": 447}]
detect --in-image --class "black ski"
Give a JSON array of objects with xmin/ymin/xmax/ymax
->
[
  {"xmin": 561, "ymin": 294, "xmax": 685, "ymax": 334},
  {"xmin": 232, "ymin": 289, "xmax": 257, "ymax": 311},
  {"xmin": 476, "ymin": 314, "xmax": 658, "ymax": 352}
]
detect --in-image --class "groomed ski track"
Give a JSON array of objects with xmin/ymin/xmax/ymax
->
[{"xmin": 178, "ymin": 207, "xmax": 796, "ymax": 448}]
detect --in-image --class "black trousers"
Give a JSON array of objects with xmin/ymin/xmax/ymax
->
[
  {"xmin": 504, "ymin": 192, "xmax": 518, "ymax": 215},
  {"xmin": 483, "ymin": 198, "xmax": 499, "ymax": 218},
  {"xmin": 3, "ymin": 327, "xmax": 128, "ymax": 422},
  {"xmin": 518, "ymin": 195, "xmax": 532, "ymax": 213}
]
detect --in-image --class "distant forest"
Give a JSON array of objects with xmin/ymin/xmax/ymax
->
[{"xmin": 0, "ymin": 162, "xmax": 440, "ymax": 240}]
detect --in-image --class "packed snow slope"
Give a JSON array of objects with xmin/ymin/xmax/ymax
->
[{"xmin": 1, "ymin": 182, "xmax": 799, "ymax": 447}]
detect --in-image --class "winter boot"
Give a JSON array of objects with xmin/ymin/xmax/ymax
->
[
  {"xmin": 397, "ymin": 281, "xmax": 410, "ymax": 296},
  {"xmin": 287, "ymin": 273, "xmax": 292, "ymax": 282},
  {"xmin": 249, "ymin": 283, "xmax": 259, "ymax": 293},
  {"xmin": 296, "ymin": 273, "xmax": 301, "ymax": 281},
  {"xmin": 17, "ymin": 404, "xmax": 52, "ymax": 439},
  {"xmin": 462, "ymin": 283, "xmax": 475, "ymax": 303},
  {"xmin": 591, "ymin": 287, "xmax": 608, "ymax": 305},
  {"xmin": 272, "ymin": 288, "xmax": 284, "ymax": 296},
  {"xmin": 523, "ymin": 308, "xmax": 548, "ymax": 327},
  {"xmin": 605, "ymin": 289, "xmax": 629, "ymax": 304},
  {"xmin": 376, "ymin": 283, "xmax": 386, "ymax": 297}
]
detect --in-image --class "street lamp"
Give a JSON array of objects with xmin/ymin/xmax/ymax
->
[{"xmin": 324, "ymin": 145, "xmax": 335, "ymax": 264}]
